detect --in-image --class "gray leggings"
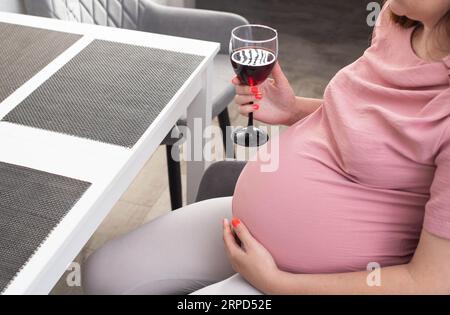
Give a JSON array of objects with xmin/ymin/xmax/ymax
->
[{"xmin": 83, "ymin": 197, "xmax": 262, "ymax": 295}]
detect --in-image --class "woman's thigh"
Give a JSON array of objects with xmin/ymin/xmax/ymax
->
[
  {"xmin": 83, "ymin": 197, "xmax": 234, "ymax": 295},
  {"xmin": 191, "ymin": 274, "xmax": 263, "ymax": 295}
]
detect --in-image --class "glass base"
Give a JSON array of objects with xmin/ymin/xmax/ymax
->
[{"xmin": 232, "ymin": 126, "xmax": 269, "ymax": 147}]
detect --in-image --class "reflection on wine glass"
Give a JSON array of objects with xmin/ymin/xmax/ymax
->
[{"xmin": 230, "ymin": 24, "xmax": 278, "ymax": 147}]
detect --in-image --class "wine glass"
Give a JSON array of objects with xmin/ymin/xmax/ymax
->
[{"xmin": 230, "ymin": 24, "xmax": 278, "ymax": 147}]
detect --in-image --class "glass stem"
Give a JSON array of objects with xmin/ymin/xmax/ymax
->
[{"xmin": 247, "ymin": 112, "xmax": 254, "ymax": 130}]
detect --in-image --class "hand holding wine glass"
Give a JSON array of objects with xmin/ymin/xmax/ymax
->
[{"xmin": 232, "ymin": 62, "xmax": 297, "ymax": 126}]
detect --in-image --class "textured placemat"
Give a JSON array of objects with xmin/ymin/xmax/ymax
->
[
  {"xmin": 0, "ymin": 162, "xmax": 91, "ymax": 293},
  {"xmin": 2, "ymin": 39, "xmax": 205, "ymax": 148},
  {"xmin": 0, "ymin": 22, "xmax": 82, "ymax": 103}
]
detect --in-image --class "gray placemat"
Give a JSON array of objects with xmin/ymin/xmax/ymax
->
[
  {"xmin": 2, "ymin": 39, "xmax": 205, "ymax": 148},
  {"xmin": 0, "ymin": 22, "xmax": 82, "ymax": 103},
  {"xmin": 0, "ymin": 162, "xmax": 91, "ymax": 293}
]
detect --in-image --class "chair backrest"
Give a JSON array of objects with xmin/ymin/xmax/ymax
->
[{"xmin": 24, "ymin": 0, "xmax": 142, "ymax": 30}]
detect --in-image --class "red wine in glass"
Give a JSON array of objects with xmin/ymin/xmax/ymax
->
[{"xmin": 231, "ymin": 47, "xmax": 276, "ymax": 86}]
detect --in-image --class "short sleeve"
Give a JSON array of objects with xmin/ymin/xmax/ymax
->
[{"xmin": 423, "ymin": 133, "xmax": 450, "ymax": 239}]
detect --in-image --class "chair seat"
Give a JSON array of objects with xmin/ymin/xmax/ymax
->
[{"xmin": 196, "ymin": 160, "xmax": 247, "ymax": 202}]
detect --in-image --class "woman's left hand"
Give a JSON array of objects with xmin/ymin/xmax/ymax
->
[{"xmin": 223, "ymin": 218, "xmax": 281, "ymax": 294}]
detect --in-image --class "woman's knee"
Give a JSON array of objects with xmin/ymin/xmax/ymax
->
[
  {"xmin": 82, "ymin": 242, "xmax": 120, "ymax": 295},
  {"xmin": 83, "ymin": 247, "xmax": 213, "ymax": 295},
  {"xmin": 82, "ymin": 197, "xmax": 234, "ymax": 295}
]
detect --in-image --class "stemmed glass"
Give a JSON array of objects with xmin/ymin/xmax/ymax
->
[{"xmin": 230, "ymin": 24, "xmax": 278, "ymax": 147}]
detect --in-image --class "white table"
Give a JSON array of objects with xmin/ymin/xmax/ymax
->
[{"xmin": 0, "ymin": 12, "xmax": 219, "ymax": 295}]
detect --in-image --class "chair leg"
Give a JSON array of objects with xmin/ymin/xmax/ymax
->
[
  {"xmin": 218, "ymin": 108, "xmax": 234, "ymax": 159},
  {"xmin": 166, "ymin": 145, "xmax": 182, "ymax": 210}
]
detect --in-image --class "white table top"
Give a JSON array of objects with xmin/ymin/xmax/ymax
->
[{"xmin": 0, "ymin": 12, "xmax": 219, "ymax": 294}]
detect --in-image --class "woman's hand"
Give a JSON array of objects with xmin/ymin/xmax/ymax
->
[
  {"xmin": 232, "ymin": 62, "xmax": 298, "ymax": 126},
  {"xmin": 223, "ymin": 218, "xmax": 281, "ymax": 294}
]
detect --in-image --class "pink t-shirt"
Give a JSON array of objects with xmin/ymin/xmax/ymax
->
[{"xmin": 232, "ymin": 6, "xmax": 450, "ymax": 273}]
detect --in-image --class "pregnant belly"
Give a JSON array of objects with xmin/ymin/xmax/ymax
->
[{"xmin": 232, "ymin": 128, "xmax": 425, "ymax": 273}]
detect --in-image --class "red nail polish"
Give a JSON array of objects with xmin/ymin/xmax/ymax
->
[
  {"xmin": 251, "ymin": 86, "xmax": 259, "ymax": 94},
  {"xmin": 232, "ymin": 218, "xmax": 241, "ymax": 228},
  {"xmin": 255, "ymin": 94, "xmax": 263, "ymax": 100},
  {"xmin": 253, "ymin": 104, "xmax": 260, "ymax": 110}
]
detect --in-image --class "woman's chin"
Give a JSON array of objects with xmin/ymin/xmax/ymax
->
[{"xmin": 389, "ymin": 1, "xmax": 406, "ymax": 17}]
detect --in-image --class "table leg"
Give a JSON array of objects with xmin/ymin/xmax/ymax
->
[{"xmin": 186, "ymin": 62, "xmax": 213, "ymax": 204}]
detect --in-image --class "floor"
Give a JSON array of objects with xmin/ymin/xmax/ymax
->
[{"xmin": 50, "ymin": 0, "xmax": 371, "ymax": 294}]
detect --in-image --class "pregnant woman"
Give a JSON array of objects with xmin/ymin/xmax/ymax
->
[{"xmin": 83, "ymin": 0, "xmax": 450, "ymax": 294}]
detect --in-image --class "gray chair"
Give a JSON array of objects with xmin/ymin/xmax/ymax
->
[
  {"xmin": 195, "ymin": 160, "xmax": 246, "ymax": 202},
  {"xmin": 24, "ymin": 0, "xmax": 248, "ymax": 209}
]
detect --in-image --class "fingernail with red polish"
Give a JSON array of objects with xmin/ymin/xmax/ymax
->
[
  {"xmin": 232, "ymin": 218, "xmax": 241, "ymax": 228},
  {"xmin": 255, "ymin": 93, "xmax": 263, "ymax": 100},
  {"xmin": 251, "ymin": 86, "xmax": 259, "ymax": 94},
  {"xmin": 253, "ymin": 104, "xmax": 260, "ymax": 110}
]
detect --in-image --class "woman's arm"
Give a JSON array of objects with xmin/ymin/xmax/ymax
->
[
  {"xmin": 272, "ymin": 264, "xmax": 416, "ymax": 295},
  {"xmin": 288, "ymin": 96, "xmax": 323, "ymax": 125},
  {"xmin": 270, "ymin": 230, "xmax": 450, "ymax": 295},
  {"xmin": 224, "ymin": 220, "xmax": 450, "ymax": 295}
]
